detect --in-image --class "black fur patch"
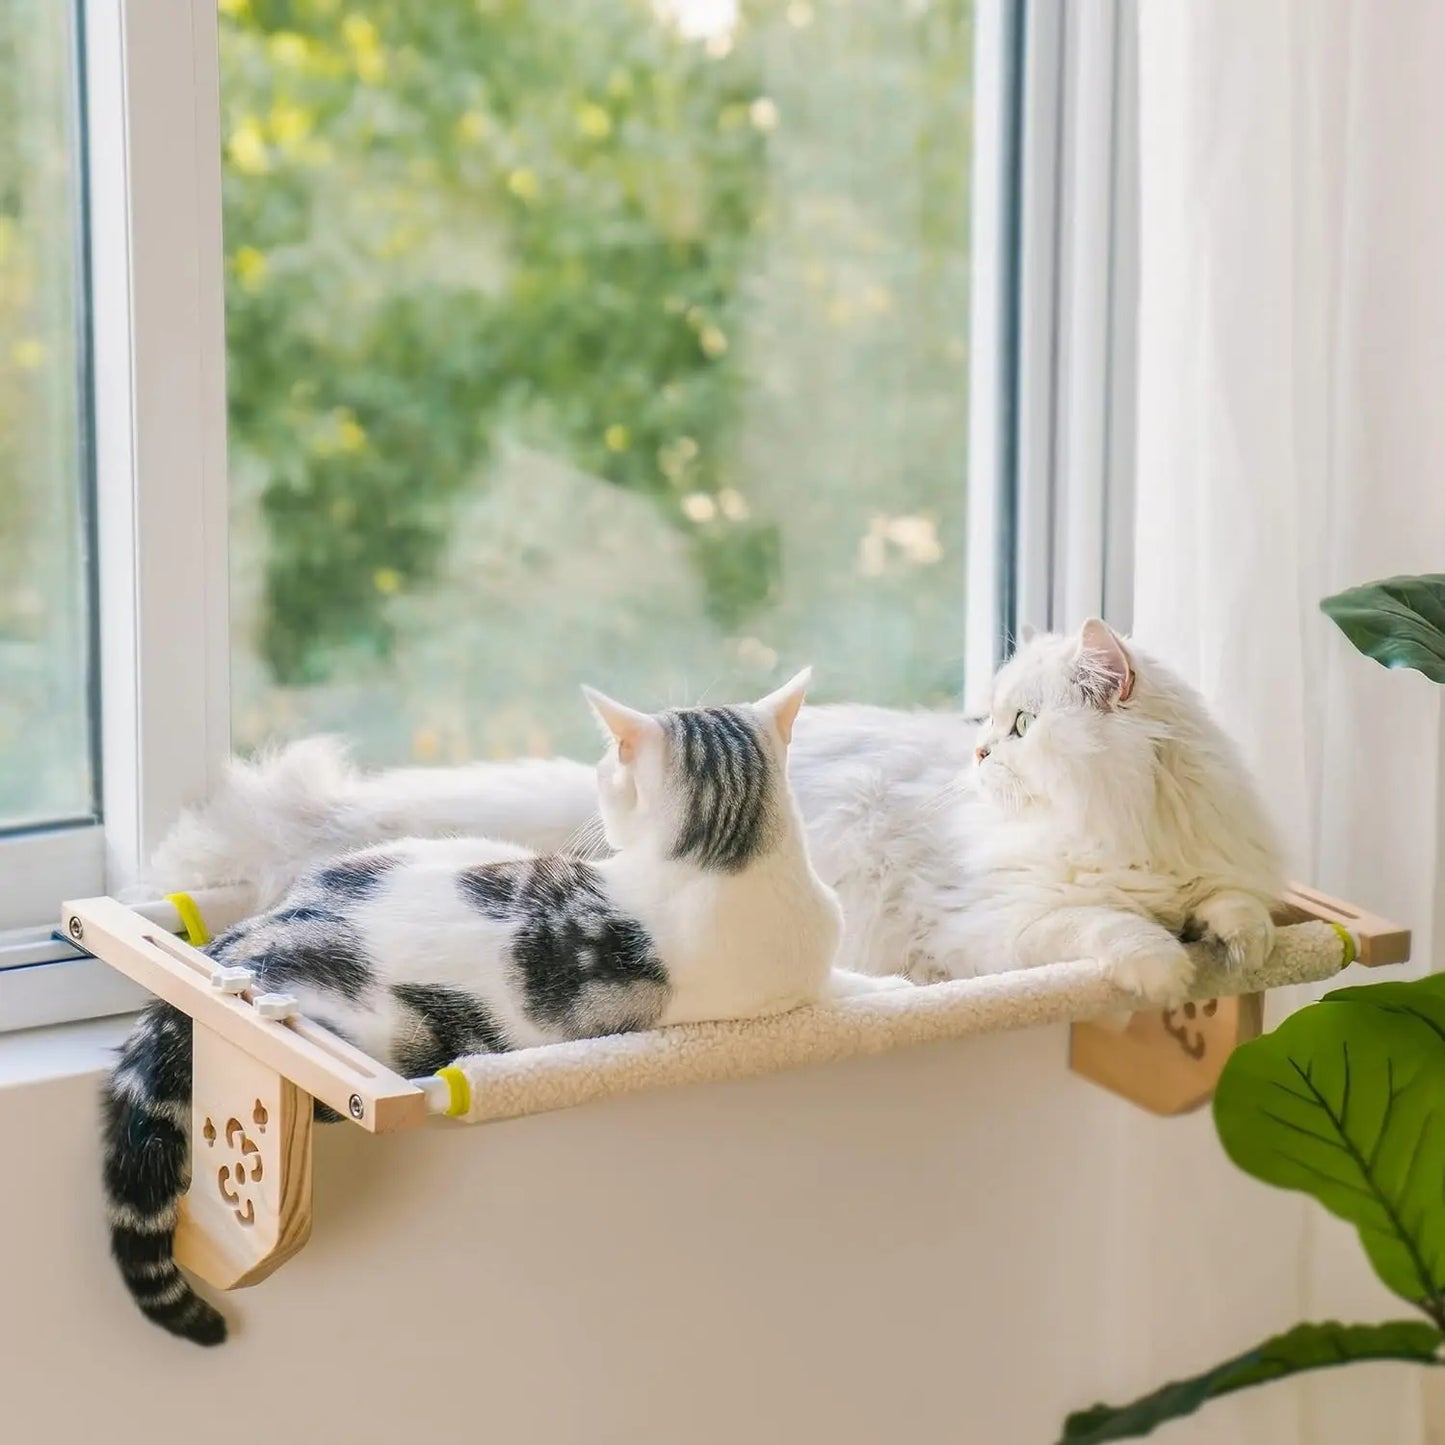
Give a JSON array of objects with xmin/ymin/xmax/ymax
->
[
  {"xmin": 148, "ymin": 1293, "xmax": 226, "ymax": 1347},
  {"xmin": 135, "ymin": 1006, "xmax": 194, "ymax": 1103},
  {"xmin": 102, "ymin": 1101, "xmax": 187, "ymax": 1216},
  {"xmin": 663, "ymin": 706, "xmax": 774, "ymax": 872},
  {"xmin": 207, "ymin": 918, "xmax": 258, "ymax": 961},
  {"xmin": 313, "ymin": 853, "xmax": 397, "ymax": 898},
  {"xmin": 391, "ymin": 983, "xmax": 510, "ymax": 1075},
  {"xmin": 270, "ymin": 905, "xmax": 345, "ymax": 928},
  {"xmin": 513, "ymin": 906, "xmax": 665, "ymax": 1033},
  {"xmin": 457, "ymin": 866, "xmax": 519, "ymax": 917},
  {"xmin": 110, "ymin": 1226, "xmax": 176, "ymax": 1271},
  {"xmin": 252, "ymin": 929, "xmax": 373, "ymax": 999},
  {"xmin": 455, "ymin": 858, "xmax": 670, "ymax": 1039}
]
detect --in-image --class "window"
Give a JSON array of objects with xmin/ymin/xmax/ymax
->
[
  {"xmin": 0, "ymin": 0, "xmax": 230, "ymax": 1023},
  {"xmin": 221, "ymin": 0, "xmax": 979, "ymax": 766},
  {"xmin": 0, "ymin": 0, "xmax": 1137, "ymax": 1029},
  {"xmin": 0, "ymin": 2, "xmax": 97, "ymax": 834},
  {"xmin": 0, "ymin": 0, "xmax": 109, "ymax": 956}
]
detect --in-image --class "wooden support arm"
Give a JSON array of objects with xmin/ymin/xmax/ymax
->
[
  {"xmin": 65, "ymin": 895, "xmax": 427, "ymax": 1134},
  {"xmin": 1273, "ymin": 883, "xmax": 1411, "ymax": 967}
]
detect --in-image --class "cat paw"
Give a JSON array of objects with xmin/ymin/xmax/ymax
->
[
  {"xmin": 1108, "ymin": 940, "xmax": 1195, "ymax": 1006},
  {"xmin": 1191, "ymin": 892, "xmax": 1274, "ymax": 971}
]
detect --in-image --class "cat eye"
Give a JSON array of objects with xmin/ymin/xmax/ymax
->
[{"xmin": 1010, "ymin": 712, "xmax": 1033, "ymax": 738}]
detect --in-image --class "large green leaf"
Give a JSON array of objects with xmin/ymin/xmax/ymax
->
[
  {"xmin": 1060, "ymin": 1320, "xmax": 1443, "ymax": 1444},
  {"xmin": 1213, "ymin": 974, "xmax": 1445, "ymax": 1318},
  {"xmin": 1321, "ymin": 575, "xmax": 1445, "ymax": 682}
]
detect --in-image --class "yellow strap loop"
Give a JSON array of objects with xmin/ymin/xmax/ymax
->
[
  {"xmin": 165, "ymin": 892, "xmax": 212, "ymax": 948},
  {"xmin": 436, "ymin": 1066, "xmax": 471, "ymax": 1118},
  {"xmin": 1329, "ymin": 920, "xmax": 1357, "ymax": 969}
]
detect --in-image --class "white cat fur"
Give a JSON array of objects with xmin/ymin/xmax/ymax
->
[{"xmin": 148, "ymin": 621, "xmax": 1284, "ymax": 1003}]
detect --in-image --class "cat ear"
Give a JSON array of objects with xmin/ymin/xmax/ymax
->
[
  {"xmin": 1076, "ymin": 618, "xmax": 1135, "ymax": 705},
  {"xmin": 754, "ymin": 666, "xmax": 811, "ymax": 745},
  {"xmin": 581, "ymin": 686, "xmax": 661, "ymax": 764}
]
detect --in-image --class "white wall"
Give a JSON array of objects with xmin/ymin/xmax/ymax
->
[{"xmin": 0, "ymin": 1017, "xmax": 1413, "ymax": 1445}]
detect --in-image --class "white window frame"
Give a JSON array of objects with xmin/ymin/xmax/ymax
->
[
  {"xmin": 1, "ymin": 0, "xmax": 1137, "ymax": 1032},
  {"xmin": 0, "ymin": 0, "xmax": 230, "ymax": 1031},
  {"xmin": 1007, "ymin": 0, "xmax": 1138, "ymax": 645},
  {"xmin": 961, "ymin": 0, "xmax": 1017, "ymax": 712}
]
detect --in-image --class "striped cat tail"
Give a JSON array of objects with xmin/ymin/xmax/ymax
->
[{"xmin": 101, "ymin": 1002, "xmax": 226, "ymax": 1345}]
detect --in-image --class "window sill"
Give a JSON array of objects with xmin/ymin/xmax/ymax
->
[
  {"xmin": 0, "ymin": 1013, "xmax": 134, "ymax": 1093},
  {"xmin": 0, "ymin": 888, "xmax": 245, "ymax": 1037},
  {"xmin": 0, "ymin": 952, "xmax": 150, "ymax": 1036}
]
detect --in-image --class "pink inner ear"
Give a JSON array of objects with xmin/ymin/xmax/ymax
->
[
  {"xmin": 610, "ymin": 715, "xmax": 656, "ymax": 764},
  {"xmin": 583, "ymin": 685, "xmax": 661, "ymax": 762},
  {"xmin": 1079, "ymin": 618, "xmax": 1135, "ymax": 703}
]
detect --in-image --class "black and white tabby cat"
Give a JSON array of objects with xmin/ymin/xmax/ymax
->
[{"xmin": 103, "ymin": 674, "xmax": 866, "ymax": 1345}]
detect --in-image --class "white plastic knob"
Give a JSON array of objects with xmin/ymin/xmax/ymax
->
[
  {"xmin": 209, "ymin": 965, "xmax": 254, "ymax": 995},
  {"xmin": 253, "ymin": 991, "xmax": 299, "ymax": 1021}
]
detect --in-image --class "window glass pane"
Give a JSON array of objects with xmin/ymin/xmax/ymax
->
[
  {"xmin": 0, "ymin": 2, "xmax": 95, "ymax": 828},
  {"xmin": 225, "ymin": 0, "xmax": 974, "ymax": 763}
]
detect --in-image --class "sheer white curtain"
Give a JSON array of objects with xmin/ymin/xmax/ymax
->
[{"xmin": 1117, "ymin": 4, "xmax": 1445, "ymax": 1441}]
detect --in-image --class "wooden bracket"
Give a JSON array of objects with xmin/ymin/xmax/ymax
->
[
  {"xmin": 65, "ymin": 896, "xmax": 430, "ymax": 1291},
  {"xmin": 177, "ymin": 1030, "xmax": 314, "ymax": 1288},
  {"xmin": 1070, "ymin": 995, "xmax": 1265, "ymax": 1116},
  {"xmin": 1069, "ymin": 884, "xmax": 1411, "ymax": 1115}
]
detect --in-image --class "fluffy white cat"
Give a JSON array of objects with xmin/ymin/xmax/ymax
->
[{"xmin": 148, "ymin": 620, "xmax": 1284, "ymax": 1003}]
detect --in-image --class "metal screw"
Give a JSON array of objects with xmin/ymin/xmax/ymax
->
[
  {"xmin": 67, "ymin": 916, "xmax": 84, "ymax": 942},
  {"xmin": 348, "ymin": 1094, "xmax": 364, "ymax": 1121}
]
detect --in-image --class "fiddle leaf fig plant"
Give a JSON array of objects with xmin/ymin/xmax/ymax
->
[
  {"xmin": 1058, "ymin": 575, "xmax": 1445, "ymax": 1443},
  {"xmin": 1319, "ymin": 573, "xmax": 1445, "ymax": 682},
  {"xmin": 1216, "ymin": 974, "xmax": 1445, "ymax": 1318},
  {"xmin": 1061, "ymin": 1320, "xmax": 1443, "ymax": 1445}
]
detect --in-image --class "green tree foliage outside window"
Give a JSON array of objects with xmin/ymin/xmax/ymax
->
[
  {"xmin": 221, "ymin": 0, "xmax": 976, "ymax": 761},
  {"xmin": 222, "ymin": 0, "xmax": 773, "ymax": 683}
]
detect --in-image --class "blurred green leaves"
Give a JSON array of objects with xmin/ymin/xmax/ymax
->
[{"xmin": 222, "ymin": 0, "xmax": 770, "ymax": 682}]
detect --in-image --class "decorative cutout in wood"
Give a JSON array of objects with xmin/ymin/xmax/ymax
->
[
  {"xmin": 1070, "ymin": 994, "xmax": 1265, "ymax": 1116},
  {"xmin": 210, "ymin": 1116, "xmax": 265, "ymax": 1225}
]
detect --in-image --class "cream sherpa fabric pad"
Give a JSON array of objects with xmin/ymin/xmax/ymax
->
[{"xmin": 439, "ymin": 920, "xmax": 1348, "ymax": 1124}]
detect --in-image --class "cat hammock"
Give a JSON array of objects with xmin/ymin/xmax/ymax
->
[{"xmin": 63, "ymin": 886, "xmax": 1407, "ymax": 1292}]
